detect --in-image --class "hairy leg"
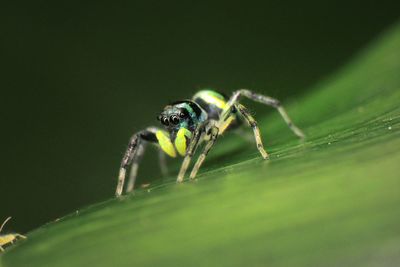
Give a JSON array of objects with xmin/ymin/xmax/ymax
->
[
  {"xmin": 116, "ymin": 127, "xmax": 159, "ymax": 196},
  {"xmin": 221, "ymin": 89, "xmax": 304, "ymax": 138},
  {"xmin": 177, "ymin": 124, "xmax": 205, "ymax": 182},
  {"xmin": 125, "ymin": 142, "xmax": 146, "ymax": 193},
  {"xmin": 236, "ymin": 104, "xmax": 269, "ymax": 159},
  {"xmin": 189, "ymin": 126, "xmax": 219, "ymax": 179}
]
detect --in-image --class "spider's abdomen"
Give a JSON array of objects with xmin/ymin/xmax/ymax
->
[{"xmin": 193, "ymin": 90, "xmax": 228, "ymax": 120}]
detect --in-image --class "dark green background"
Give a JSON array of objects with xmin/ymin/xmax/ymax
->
[{"xmin": 1, "ymin": 1, "xmax": 399, "ymax": 232}]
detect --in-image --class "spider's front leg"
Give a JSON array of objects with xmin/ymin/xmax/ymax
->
[
  {"xmin": 116, "ymin": 127, "xmax": 160, "ymax": 197},
  {"xmin": 189, "ymin": 124, "xmax": 219, "ymax": 179},
  {"xmin": 176, "ymin": 124, "xmax": 205, "ymax": 183}
]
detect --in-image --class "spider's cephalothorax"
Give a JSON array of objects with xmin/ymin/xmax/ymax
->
[
  {"xmin": 158, "ymin": 101, "xmax": 207, "ymax": 131},
  {"xmin": 115, "ymin": 89, "xmax": 305, "ymax": 196},
  {"xmin": 155, "ymin": 101, "xmax": 207, "ymax": 158}
]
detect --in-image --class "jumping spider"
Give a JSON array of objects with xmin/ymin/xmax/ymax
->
[{"xmin": 115, "ymin": 89, "xmax": 304, "ymax": 196}]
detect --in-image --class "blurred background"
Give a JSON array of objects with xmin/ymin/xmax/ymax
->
[{"xmin": 1, "ymin": 1, "xmax": 399, "ymax": 232}]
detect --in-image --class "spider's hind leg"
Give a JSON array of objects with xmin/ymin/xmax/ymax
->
[
  {"xmin": 236, "ymin": 104, "xmax": 269, "ymax": 159},
  {"xmin": 223, "ymin": 89, "xmax": 305, "ymax": 139}
]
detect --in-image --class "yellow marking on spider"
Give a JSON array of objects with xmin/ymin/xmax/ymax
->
[
  {"xmin": 156, "ymin": 130, "xmax": 177, "ymax": 158},
  {"xmin": 194, "ymin": 90, "xmax": 228, "ymax": 109},
  {"xmin": 175, "ymin": 127, "xmax": 192, "ymax": 156}
]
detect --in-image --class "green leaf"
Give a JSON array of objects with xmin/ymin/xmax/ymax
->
[{"xmin": 2, "ymin": 23, "xmax": 400, "ymax": 267}]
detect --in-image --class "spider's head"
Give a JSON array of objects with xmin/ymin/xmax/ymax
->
[{"xmin": 157, "ymin": 100, "xmax": 205, "ymax": 131}]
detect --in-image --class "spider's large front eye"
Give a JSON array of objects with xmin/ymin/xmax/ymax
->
[
  {"xmin": 179, "ymin": 109, "xmax": 189, "ymax": 118},
  {"xmin": 170, "ymin": 115, "xmax": 179, "ymax": 125},
  {"xmin": 161, "ymin": 117, "xmax": 169, "ymax": 126}
]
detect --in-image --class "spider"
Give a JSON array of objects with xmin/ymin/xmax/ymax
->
[{"xmin": 115, "ymin": 89, "xmax": 304, "ymax": 196}]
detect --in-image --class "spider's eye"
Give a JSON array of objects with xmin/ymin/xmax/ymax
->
[
  {"xmin": 161, "ymin": 117, "xmax": 169, "ymax": 126},
  {"xmin": 170, "ymin": 115, "xmax": 180, "ymax": 125},
  {"xmin": 179, "ymin": 109, "xmax": 189, "ymax": 118}
]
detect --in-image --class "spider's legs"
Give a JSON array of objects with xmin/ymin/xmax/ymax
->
[
  {"xmin": 116, "ymin": 133, "xmax": 142, "ymax": 196},
  {"xmin": 222, "ymin": 89, "xmax": 305, "ymax": 139},
  {"xmin": 177, "ymin": 124, "xmax": 205, "ymax": 183},
  {"xmin": 125, "ymin": 142, "xmax": 147, "ymax": 193},
  {"xmin": 189, "ymin": 125, "xmax": 219, "ymax": 179},
  {"xmin": 236, "ymin": 104, "xmax": 269, "ymax": 159},
  {"xmin": 0, "ymin": 246, "xmax": 4, "ymax": 252},
  {"xmin": 116, "ymin": 127, "xmax": 159, "ymax": 197},
  {"xmin": 158, "ymin": 149, "xmax": 169, "ymax": 177}
]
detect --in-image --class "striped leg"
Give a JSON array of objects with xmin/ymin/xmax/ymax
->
[
  {"xmin": 125, "ymin": 142, "xmax": 146, "ymax": 193},
  {"xmin": 221, "ymin": 89, "xmax": 305, "ymax": 139},
  {"xmin": 236, "ymin": 104, "xmax": 269, "ymax": 159},
  {"xmin": 116, "ymin": 127, "xmax": 159, "ymax": 197},
  {"xmin": 177, "ymin": 124, "xmax": 205, "ymax": 183},
  {"xmin": 189, "ymin": 126, "xmax": 219, "ymax": 179}
]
